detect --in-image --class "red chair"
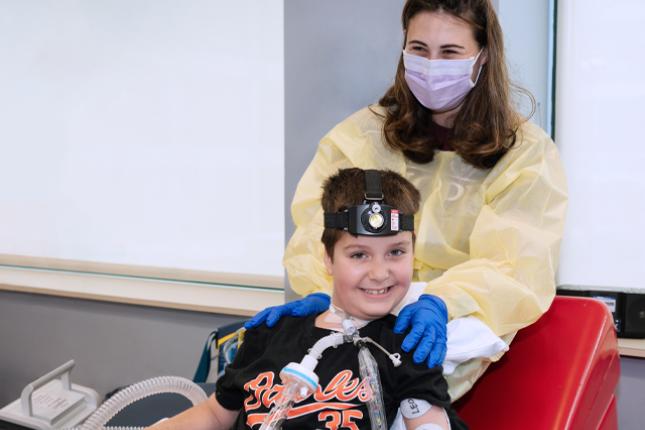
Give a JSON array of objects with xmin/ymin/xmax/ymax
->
[{"xmin": 454, "ymin": 296, "xmax": 620, "ymax": 430}]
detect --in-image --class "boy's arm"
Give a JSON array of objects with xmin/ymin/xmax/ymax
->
[
  {"xmin": 146, "ymin": 394, "xmax": 239, "ymax": 430},
  {"xmin": 394, "ymin": 352, "xmax": 455, "ymax": 429},
  {"xmin": 402, "ymin": 399, "xmax": 450, "ymax": 430},
  {"xmin": 148, "ymin": 324, "xmax": 268, "ymax": 430}
]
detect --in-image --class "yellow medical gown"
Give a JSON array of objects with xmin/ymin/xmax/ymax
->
[{"xmin": 284, "ymin": 106, "xmax": 568, "ymax": 399}]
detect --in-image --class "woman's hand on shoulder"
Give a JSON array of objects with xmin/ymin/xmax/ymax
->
[
  {"xmin": 394, "ymin": 294, "xmax": 448, "ymax": 368},
  {"xmin": 244, "ymin": 293, "xmax": 331, "ymax": 329}
]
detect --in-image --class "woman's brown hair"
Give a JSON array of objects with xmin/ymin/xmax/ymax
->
[{"xmin": 377, "ymin": 0, "xmax": 534, "ymax": 169}]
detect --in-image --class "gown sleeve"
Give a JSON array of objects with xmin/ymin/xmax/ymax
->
[{"xmin": 423, "ymin": 124, "xmax": 568, "ymax": 335}]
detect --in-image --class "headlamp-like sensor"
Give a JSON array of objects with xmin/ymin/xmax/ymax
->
[
  {"xmin": 368, "ymin": 211, "xmax": 385, "ymax": 229},
  {"xmin": 324, "ymin": 170, "xmax": 414, "ymax": 236}
]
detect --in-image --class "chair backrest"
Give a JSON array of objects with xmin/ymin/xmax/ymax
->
[{"xmin": 454, "ymin": 296, "xmax": 620, "ymax": 430}]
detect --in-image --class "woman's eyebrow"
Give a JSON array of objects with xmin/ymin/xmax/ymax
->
[
  {"xmin": 440, "ymin": 43, "xmax": 466, "ymax": 50},
  {"xmin": 407, "ymin": 39, "xmax": 428, "ymax": 47}
]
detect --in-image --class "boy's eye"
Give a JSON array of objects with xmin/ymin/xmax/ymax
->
[
  {"xmin": 350, "ymin": 252, "xmax": 367, "ymax": 259},
  {"xmin": 389, "ymin": 248, "xmax": 405, "ymax": 257}
]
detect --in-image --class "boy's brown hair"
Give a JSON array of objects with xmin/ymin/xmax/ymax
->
[{"xmin": 321, "ymin": 168, "xmax": 421, "ymax": 258}]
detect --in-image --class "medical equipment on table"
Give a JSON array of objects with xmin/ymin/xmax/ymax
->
[
  {"xmin": 0, "ymin": 360, "xmax": 207, "ymax": 430},
  {"xmin": 0, "ymin": 361, "xmax": 99, "ymax": 430},
  {"xmin": 73, "ymin": 375, "xmax": 207, "ymax": 430}
]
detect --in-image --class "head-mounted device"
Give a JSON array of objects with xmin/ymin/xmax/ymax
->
[{"xmin": 324, "ymin": 170, "xmax": 414, "ymax": 236}]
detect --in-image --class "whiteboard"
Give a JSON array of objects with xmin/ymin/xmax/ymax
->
[
  {"xmin": 0, "ymin": 1, "xmax": 284, "ymax": 278},
  {"xmin": 556, "ymin": 0, "xmax": 645, "ymax": 292}
]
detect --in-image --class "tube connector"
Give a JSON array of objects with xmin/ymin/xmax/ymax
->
[
  {"xmin": 306, "ymin": 332, "xmax": 345, "ymax": 361},
  {"xmin": 341, "ymin": 319, "xmax": 358, "ymax": 336}
]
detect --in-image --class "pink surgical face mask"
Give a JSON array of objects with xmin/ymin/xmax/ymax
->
[{"xmin": 403, "ymin": 49, "xmax": 483, "ymax": 112}]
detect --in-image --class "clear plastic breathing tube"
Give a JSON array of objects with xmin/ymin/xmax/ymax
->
[
  {"xmin": 69, "ymin": 376, "xmax": 208, "ymax": 430},
  {"xmin": 342, "ymin": 319, "xmax": 391, "ymax": 430},
  {"xmin": 258, "ymin": 373, "xmax": 308, "ymax": 430},
  {"xmin": 259, "ymin": 332, "xmax": 346, "ymax": 430},
  {"xmin": 260, "ymin": 315, "xmax": 400, "ymax": 430},
  {"xmin": 73, "ymin": 426, "xmax": 143, "ymax": 430},
  {"xmin": 358, "ymin": 346, "xmax": 388, "ymax": 430}
]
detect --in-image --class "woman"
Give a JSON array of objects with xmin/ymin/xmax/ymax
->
[{"xmin": 249, "ymin": 0, "xmax": 567, "ymax": 400}]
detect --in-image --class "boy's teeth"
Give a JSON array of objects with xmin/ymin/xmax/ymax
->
[{"xmin": 364, "ymin": 288, "xmax": 387, "ymax": 295}]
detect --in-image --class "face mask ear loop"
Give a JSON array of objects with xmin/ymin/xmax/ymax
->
[{"xmin": 470, "ymin": 48, "xmax": 485, "ymax": 86}]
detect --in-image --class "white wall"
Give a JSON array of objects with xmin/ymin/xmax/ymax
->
[
  {"xmin": 556, "ymin": 0, "xmax": 645, "ymax": 292},
  {"xmin": 0, "ymin": 0, "xmax": 284, "ymax": 277}
]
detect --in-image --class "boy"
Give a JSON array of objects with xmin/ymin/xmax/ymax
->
[{"xmin": 151, "ymin": 168, "xmax": 466, "ymax": 429}]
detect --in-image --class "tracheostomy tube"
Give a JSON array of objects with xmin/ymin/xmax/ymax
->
[
  {"xmin": 259, "ymin": 332, "xmax": 345, "ymax": 430},
  {"xmin": 260, "ymin": 313, "xmax": 403, "ymax": 430}
]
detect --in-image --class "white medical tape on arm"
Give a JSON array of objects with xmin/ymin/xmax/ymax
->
[
  {"xmin": 412, "ymin": 424, "xmax": 443, "ymax": 430},
  {"xmin": 400, "ymin": 398, "xmax": 432, "ymax": 419}
]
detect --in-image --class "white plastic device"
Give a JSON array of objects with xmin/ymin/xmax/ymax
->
[{"xmin": 0, "ymin": 360, "xmax": 99, "ymax": 430}]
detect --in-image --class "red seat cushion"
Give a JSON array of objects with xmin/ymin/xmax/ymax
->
[{"xmin": 454, "ymin": 296, "xmax": 620, "ymax": 430}]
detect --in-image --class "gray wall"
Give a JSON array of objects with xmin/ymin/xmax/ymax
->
[
  {"xmin": 284, "ymin": 0, "xmax": 405, "ymax": 233},
  {"xmin": 0, "ymin": 291, "xmax": 243, "ymax": 406},
  {"xmin": 619, "ymin": 357, "xmax": 645, "ymax": 429},
  {"xmin": 497, "ymin": 0, "xmax": 553, "ymax": 134},
  {"xmin": 284, "ymin": 1, "xmax": 405, "ymax": 297}
]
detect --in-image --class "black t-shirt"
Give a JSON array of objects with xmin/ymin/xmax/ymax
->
[{"xmin": 216, "ymin": 315, "xmax": 467, "ymax": 429}]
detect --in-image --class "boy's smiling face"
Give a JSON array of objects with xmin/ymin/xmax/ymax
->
[{"xmin": 324, "ymin": 231, "xmax": 414, "ymax": 320}]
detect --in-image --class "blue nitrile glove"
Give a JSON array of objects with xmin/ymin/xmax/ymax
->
[
  {"xmin": 394, "ymin": 294, "xmax": 448, "ymax": 368},
  {"xmin": 244, "ymin": 292, "xmax": 331, "ymax": 329}
]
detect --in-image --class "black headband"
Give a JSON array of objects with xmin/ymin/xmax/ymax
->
[{"xmin": 324, "ymin": 170, "xmax": 414, "ymax": 236}]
